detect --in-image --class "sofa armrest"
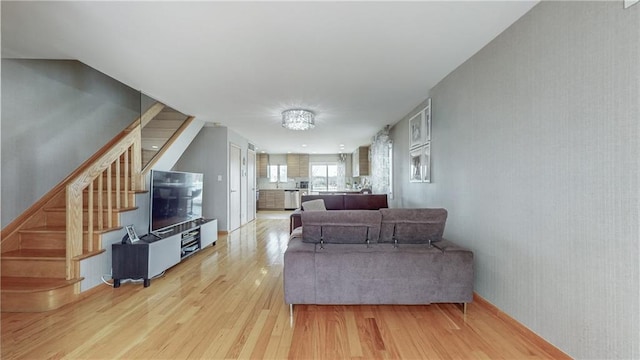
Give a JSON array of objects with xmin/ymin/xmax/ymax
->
[{"xmin": 290, "ymin": 209, "xmax": 303, "ymax": 234}]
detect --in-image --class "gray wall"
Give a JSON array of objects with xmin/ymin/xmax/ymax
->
[
  {"xmin": 1, "ymin": 59, "xmax": 140, "ymax": 226},
  {"xmin": 174, "ymin": 126, "xmax": 229, "ymax": 231},
  {"xmin": 390, "ymin": 2, "xmax": 639, "ymax": 358}
]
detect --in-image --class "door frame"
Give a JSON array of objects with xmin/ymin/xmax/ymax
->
[
  {"xmin": 247, "ymin": 149, "xmax": 256, "ymax": 222},
  {"xmin": 229, "ymin": 143, "xmax": 242, "ymax": 232}
]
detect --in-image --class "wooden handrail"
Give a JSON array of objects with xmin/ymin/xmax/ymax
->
[
  {"xmin": 1, "ymin": 101, "xmax": 163, "ymax": 242},
  {"xmin": 142, "ymin": 116, "xmax": 196, "ymax": 174},
  {"xmin": 140, "ymin": 102, "xmax": 165, "ymax": 128},
  {"xmin": 0, "ymin": 129, "xmax": 130, "ymax": 243},
  {"xmin": 65, "ymin": 125, "xmax": 142, "ymax": 279}
]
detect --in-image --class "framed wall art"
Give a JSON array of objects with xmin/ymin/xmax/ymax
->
[
  {"xmin": 424, "ymin": 98, "xmax": 431, "ymax": 142},
  {"xmin": 410, "ymin": 147, "xmax": 422, "ymax": 182},
  {"xmin": 422, "ymin": 142, "xmax": 431, "ymax": 183},
  {"xmin": 409, "ymin": 111, "xmax": 423, "ymax": 149},
  {"xmin": 409, "ymin": 98, "xmax": 432, "ymax": 149}
]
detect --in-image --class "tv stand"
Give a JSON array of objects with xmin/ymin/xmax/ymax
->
[
  {"xmin": 154, "ymin": 228, "xmax": 173, "ymax": 235},
  {"xmin": 112, "ymin": 218, "xmax": 217, "ymax": 287}
]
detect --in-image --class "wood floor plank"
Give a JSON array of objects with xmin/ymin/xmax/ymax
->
[{"xmin": 1, "ymin": 213, "xmax": 570, "ymax": 359}]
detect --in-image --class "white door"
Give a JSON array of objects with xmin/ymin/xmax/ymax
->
[
  {"xmin": 229, "ymin": 144, "xmax": 242, "ymax": 232},
  {"xmin": 247, "ymin": 149, "xmax": 256, "ymax": 222}
]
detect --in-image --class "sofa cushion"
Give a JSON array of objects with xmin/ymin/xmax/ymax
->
[
  {"xmin": 290, "ymin": 226, "xmax": 303, "ymax": 240},
  {"xmin": 379, "ymin": 208, "xmax": 447, "ymax": 244},
  {"xmin": 302, "ymin": 199, "xmax": 327, "ymax": 211},
  {"xmin": 302, "ymin": 210, "xmax": 382, "ymax": 244}
]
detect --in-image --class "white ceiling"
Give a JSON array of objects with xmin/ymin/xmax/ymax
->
[{"xmin": 2, "ymin": 1, "xmax": 537, "ymax": 154}]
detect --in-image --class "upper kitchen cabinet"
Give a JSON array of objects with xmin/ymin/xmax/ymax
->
[
  {"xmin": 298, "ymin": 154, "xmax": 309, "ymax": 177},
  {"xmin": 287, "ymin": 154, "xmax": 309, "ymax": 178},
  {"xmin": 352, "ymin": 146, "xmax": 370, "ymax": 177},
  {"xmin": 287, "ymin": 154, "xmax": 299, "ymax": 178},
  {"xmin": 258, "ymin": 153, "xmax": 268, "ymax": 178}
]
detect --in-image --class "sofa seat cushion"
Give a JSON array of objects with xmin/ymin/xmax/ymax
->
[
  {"xmin": 379, "ymin": 208, "xmax": 448, "ymax": 244},
  {"xmin": 302, "ymin": 210, "xmax": 382, "ymax": 244},
  {"xmin": 313, "ymin": 242, "xmax": 473, "ymax": 304},
  {"xmin": 289, "ymin": 226, "xmax": 303, "ymax": 241}
]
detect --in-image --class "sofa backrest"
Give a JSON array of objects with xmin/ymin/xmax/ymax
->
[
  {"xmin": 379, "ymin": 208, "xmax": 447, "ymax": 244},
  {"xmin": 301, "ymin": 195, "xmax": 345, "ymax": 210},
  {"xmin": 300, "ymin": 194, "xmax": 388, "ymax": 211},
  {"xmin": 344, "ymin": 194, "xmax": 388, "ymax": 210},
  {"xmin": 301, "ymin": 210, "xmax": 382, "ymax": 244}
]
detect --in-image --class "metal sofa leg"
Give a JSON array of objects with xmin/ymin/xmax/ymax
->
[{"xmin": 289, "ymin": 304, "xmax": 293, "ymax": 327}]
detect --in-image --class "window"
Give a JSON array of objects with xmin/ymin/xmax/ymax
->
[
  {"xmin": 268, "ymin": 165, "xmax": 287, "ymax": 183},
  {"xmin": 311, "ymin": 163, "xmax": 338, "ymax": 191}
]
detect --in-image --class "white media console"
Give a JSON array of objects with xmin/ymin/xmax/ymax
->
[{"xmin": 112, "ymin": 218, "xmax": 218, "ymax": 287}]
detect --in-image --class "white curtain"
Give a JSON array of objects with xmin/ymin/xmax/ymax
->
[{"xmin": 371, "ymin": 126, "xmax": 392, "ymax": 195}]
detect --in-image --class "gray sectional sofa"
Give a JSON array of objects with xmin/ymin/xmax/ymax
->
[
  {"xmin": 283, "ymin": 208, "xmax": 474, "ymax": 308},
  {"xmin": 289, "ymin": 194, "xmax": 389, "ymax": 233}
]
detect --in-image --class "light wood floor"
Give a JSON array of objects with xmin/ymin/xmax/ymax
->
[{"xmin": 1, "ymin": 215, "xmax": 569, "ymax": 359}]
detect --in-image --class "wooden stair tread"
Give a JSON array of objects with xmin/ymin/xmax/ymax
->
[
  {"xmin": 18, "ymin": 225, "xmax": 123, "ymax": 235},
  {"xmin": 1, "ymin": 248, "xmax": 65, "ymax": 259},
  {"xmin": 2, "ymin": 248, "xmax": 107, "ymax": 261},
  {"xmin": 75, "ymin": 249, "xmax": 106, "ymax": 261},
  {"xmin": 43, "ymin": 206, "xmax": 138, "ymax": 213},
  {"xmin": 1, "ymin": 277, "xmax": 82, "ymax": 292},
  {"xmin": 18, "ymin": 225, "xmax": 65, "ymax": 233}
]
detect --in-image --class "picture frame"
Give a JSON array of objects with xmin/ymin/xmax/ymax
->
[
  {"xmin": 409, "ymin": 111, "xmax": 423, "ymax": 149},
  {"xmin": 409, "ymin": 98, "xmax": 432, "ymax": 149},
  {"xmin": 410, "ymin": 147, "xmax": 422, "ymax": 182},
  {"xmin": 424, "ymin": 98, "xmax": 431, "ymax": 142},
  {"xmin": 422, "ymin": 142, "xmax": 431, "ymax": 183},
  {"xmin": 125, "ymin": 224, "xmax": 140, "ymax": 243}
]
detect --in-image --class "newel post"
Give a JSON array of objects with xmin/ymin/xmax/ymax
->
[
  {"xmin": 131, "ymin": 125, "xmax": 144, "ymax": 191},
  {"xmin": 65, "ymin": 182, "xmax": 84, "ymax": 280}
]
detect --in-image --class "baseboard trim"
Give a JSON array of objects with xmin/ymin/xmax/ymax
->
[
  {"xmin": 78, "ymin": 281, "xmax": 110, "ymax": 300},
  {"xmin": 473, "ymin": 293, "xmax": 572, "ymax": 359}
]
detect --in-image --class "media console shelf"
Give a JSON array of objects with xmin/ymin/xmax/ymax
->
[{"xmin": 112, "ymin": 218, "xmax": 218, "ymax": 287}]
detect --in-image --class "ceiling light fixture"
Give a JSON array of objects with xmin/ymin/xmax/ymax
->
[{"xmin": 282, "ymin": 109, "xmax": 315, "ymax": 131}]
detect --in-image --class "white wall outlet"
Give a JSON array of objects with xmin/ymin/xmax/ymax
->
[{"xmin": 217, "ymin": 175, "xmax": 222, "ymax": 181}]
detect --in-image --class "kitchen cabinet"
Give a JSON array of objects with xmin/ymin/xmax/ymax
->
[
  {"xmin": 287, "ymin": 154, "xmax": 299, "ymax": 178},
  {"xmin": 258, "ymin": 154, "xmax": 268, "ymax": 178},
  {"xmin": 286, "ymin": 154, "xmax": 309, "ymax": 178},
  {"xmin": 298, "ymin": 154, "xmax": 309, "ymax": 177},
  {"xmin": 258, "ymin": 189, "xmax": 286, "ymax": 210},
  {"xmin": 352, "ymin": 146, "xmax": 370, "ymax": 177}
]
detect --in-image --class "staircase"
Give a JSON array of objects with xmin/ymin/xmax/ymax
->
[
  {"xmin": 0, "ymin": 125, "xmax": 145, "ymax": 312},
  {"xmin": 141, "ymin": 105, "xmax": 191, "ymax": 168},
  {"xmin": 0, "ymin": 101, "xmax": 197, "ymax": 312}
]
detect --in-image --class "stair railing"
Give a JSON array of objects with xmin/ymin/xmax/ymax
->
[{"xmin": 65, "ymin": 125, "xmax": 143, "ymax": 279}]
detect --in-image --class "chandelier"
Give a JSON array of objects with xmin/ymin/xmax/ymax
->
[{"xmin": 281, "ymin": 109, "xmax": 315, "ymax": 131}]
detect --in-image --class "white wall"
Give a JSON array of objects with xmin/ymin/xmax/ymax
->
[{"xmin": 390, "ymin": 2, "xmax": 639, "ymax": 358}]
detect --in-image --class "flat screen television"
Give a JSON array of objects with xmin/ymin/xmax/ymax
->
[{"xmin": 150, "ymin": 170, "xmax": 204, "ymax": 233}]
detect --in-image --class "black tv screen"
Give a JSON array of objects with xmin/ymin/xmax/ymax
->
[{"xmin": 150, "ymin": 170, "xmax": 204, "ymax": 232}]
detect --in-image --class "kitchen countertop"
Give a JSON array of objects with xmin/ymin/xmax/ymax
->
[
  {"xmin": 316, "ymin": 190, "xmax": 363, "ymax": 194},
  {"xmin": 258, "ymin": 188, "xmax": 300, "ymax": 191}
]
